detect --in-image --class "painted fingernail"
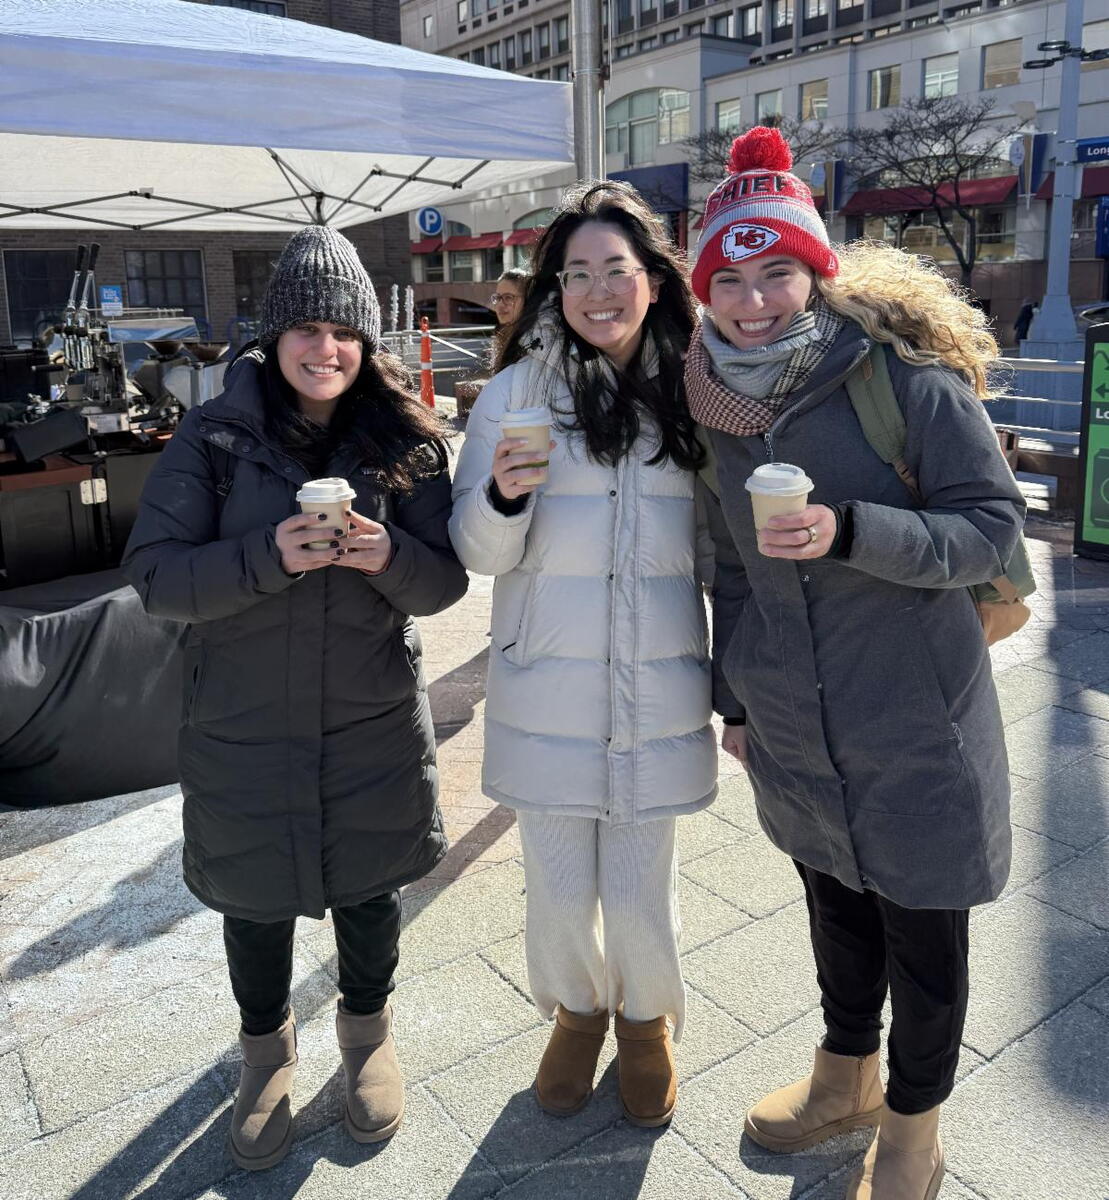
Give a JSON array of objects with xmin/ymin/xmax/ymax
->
[
  {"xmin": 333, "ymin": 528, "xmax": 344, "ymax": 536},
  {"xmin": 329, "ymin": 539, "xmax": 340, "ymax": 548},
  {"xmin": 317, "ymin": 513, "xmax": 328, "ymax": 521},
  {"xmin": 334, "ymin": 550, "xmax": 343, "ymax": 558}
]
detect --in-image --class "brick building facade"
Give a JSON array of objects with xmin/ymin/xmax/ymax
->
[{"xmin": 0, "ymin": 0, "xmax": 410, "ymax": 347}]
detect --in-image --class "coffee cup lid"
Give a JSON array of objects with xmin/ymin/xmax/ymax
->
[
  {"xmin": 500, "ymin": 406, "xmax": 551, "ymax": 427},
  {"xmin": 296, "ymin": 477, "xmax": 357, "ymax": 503},
  {"xmin": 745, "ymin": 462, "xmax": 814, "ymax": 497}
]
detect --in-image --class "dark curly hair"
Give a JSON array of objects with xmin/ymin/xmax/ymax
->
[{"xmin": 496, "ymin": 180, "xmax": 702, "ymax": 471}]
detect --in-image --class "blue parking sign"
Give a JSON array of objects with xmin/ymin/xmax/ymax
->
[{"xmin": 416, "ymin": 207, "xmax": 443, "ymax": 237}]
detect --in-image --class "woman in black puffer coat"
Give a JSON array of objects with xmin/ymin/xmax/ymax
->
[{"xmin": 123, "ymin": 226, "xmax": 467, "ymax": 1170}]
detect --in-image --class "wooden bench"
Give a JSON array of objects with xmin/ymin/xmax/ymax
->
[{"xmin": 1014, "ymin": 442, "xmax": 1080, "ymax": 511}]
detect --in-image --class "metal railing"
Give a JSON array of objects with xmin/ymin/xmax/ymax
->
[
  {"xmin": 381, "ymin": 325, "xmax": 495, "ymax": 375},
  {"xmin": 989, "ymin": 356, "xmax": 1083, "ymax": 447}
]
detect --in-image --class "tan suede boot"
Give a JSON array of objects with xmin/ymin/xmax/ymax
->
[
  {"xmin": 335, "ymin": 1001, "xmax": 404, "ymax": 1143},
  {"xmin": 744, "ymin": 1047, "xmax": 883, "ymax": 1152},
  {"xmin": 614, "ymin": 1012, "xmax": 677, "ymax": 1128},
  {"xmin": 229, "ymin": 1014, "xmax": 297, "ymax": 1171},
  {"xmin": 535, "ymin": 1006, "xmax": 609, "ymax": 1116},
  {"xmin": 846, "ymin": 1102, "xmax": 944, "ymax": 1200}
]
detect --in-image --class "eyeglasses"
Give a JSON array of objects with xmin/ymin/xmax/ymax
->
[
  {"xmin": 556, "ymin": 266, "xmax": 649, "ymax": 297},
  {"xmin": 489, "ymin": 293, "xmax": 521, "ymax": 305}
]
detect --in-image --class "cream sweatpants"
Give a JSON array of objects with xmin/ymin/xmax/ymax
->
[{"xmin": 516, "ymin": 811, "xmax": 686, "ymax": 1042}]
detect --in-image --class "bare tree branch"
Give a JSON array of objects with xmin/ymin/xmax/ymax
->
[
  {"xmin": 680, "ymin": 116, "xmax": 844, "ymax": 190},
  {"xmin": 844, "ymin": 96, "xmax": 1024, "ymax": 286}
]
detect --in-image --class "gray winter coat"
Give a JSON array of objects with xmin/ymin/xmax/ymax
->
[
  {"xmin": 123, "ymin": 356, "xmax": 468, "ymax": 921},
  {"xmin": 703, "ymin": 322, "xmax": 1026, "ymax": 909}
]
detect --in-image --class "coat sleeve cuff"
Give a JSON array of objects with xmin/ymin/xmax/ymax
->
[{"xmin": 248, "ymin": 526, "xmax": 301, "ymax": 593}]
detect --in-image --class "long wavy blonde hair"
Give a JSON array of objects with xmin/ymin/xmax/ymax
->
[{"xmin": 815, "ymin": 241, "xmax": 1001, "ymax": 400}]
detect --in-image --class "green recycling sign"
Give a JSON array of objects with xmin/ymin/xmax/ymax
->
[{"xmin": 1076, "ymin": 325, "xmax": 1109, "ymax": 558}]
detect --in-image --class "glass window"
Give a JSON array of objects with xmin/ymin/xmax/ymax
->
[
  {"xmin": 555, "ymin": 15, "xmax": 569, "ymax": 53},
  {"xmin": 534, "ymin": 67, "xmax": 551, "ymax": 78},
  {"xmin": 662, "ymin": 28, "xmax": 680, "ymax": 43},
  {"xmin": 712, "ymin": 12, "xmax": 734, "ymax": 35},
  {"xmin": 458, "ymin": 1, "xmax": 468, "ymax": 19},
  {"xmin": 658, "ymin": 88, "xmax": 690, "ymax": 142},
  {"xmin": 867, "ymin": 65, "xmax": 900, "ymax": 109},
  {"xmin": 472, "ymin": 45, "xmax": 485, "ymax": 64},
  {"xmin": 982, "ymin": 39, "xmax": 1021, "ymax": 88},
  {"xmin": 740, "ymin": 4, "xmax": 761, "ymax": 35},
  {"xmin": 489, "ymin": 40, "xmax": 501, "ymax": 67},
  {"xmin": 423, "ymin": 14, "xmax": 433, "ymax": 36},
  {"xmin": 639, "ymin": 35, "xmax": 658, "ymax": 48},
  {"xmin": 685, "ymin": 19, "xmax": 705, "ymax": 35},
  {"xmin": 125, "ymin": 249, "xmax": 206, "ymax": 324},
  {"xmin": 615, "ymin": 41, "xmax": 634, "ymax": 57},
  {"xmin": 423, "ymin": 252, "xmax": 445, "ymax": 284},
  {"xmin": 872, "ymin": 23, "xmax": 897, "ymax": 37},
  {"xmin": 537, "ymin": 22, "xmax": 550, "ymax": 57},
  {"xmin": 231, "ymin": 250, "xmax": 277, "ymax": 323},
  {"xmin": 471, "ymin": 0, "xmax": 485, "ymax": 11},
  {"xmin": 504, "ymin": 34, "xmax": 516, "ymax": 67},
  {"xmin": 756, "ymin": 88, "xmax": 783, "ymax": 121},
  {"xmin": 924, "ymin": 52, "xmax": 959, "ymax": 97},
  {"xmin": 800, "ymin": 78, "xmax": 828, "ymax": 120},
  {"xmin": 212, "ymin": 0, "xmax": 286, "ymax": 14},
  {"xmin": 554, "ymin": 61, "xmax": 571, "ymax": 79},
  {"xmin": 716, "ymin": 98, "xmax": 743, "ymax": 133},
  {"xmin": 771, "ymin": 0, "xmax": 793, "ymax": 27},
  {"xmin": 449, "ymin": 251, "xmax": 476, "ymax": 282},
  {"xmin": 804, "ymin": 0, "xmax": 827, "ymax": 16},
  {"xmin": 1082, "ymin": 20, "xmax": 1109, "ymax": 72},
  {"xmin": 606, "ymin": 89, "xmax": 689, "ymax": 162},
  {"xmin": 2, "ymin": 249, "xmax": 78, "ymax": 343},
  {"xmin": 520, "ymin": 28, "xmax": 532, "ymax": 63}
]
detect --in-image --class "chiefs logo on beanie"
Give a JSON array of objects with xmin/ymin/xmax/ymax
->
[{"xmin": 691, "ymin": 126, "xmax": 839, "ymax": 303}]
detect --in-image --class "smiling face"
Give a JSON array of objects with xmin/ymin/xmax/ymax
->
[
  {"xmin": 491, "ymin": 278, "xmax": 525, "ymax": 325},
  {"xmin": 708, "ymin": 257, "xmax": 815, "ymax": 350},
  {"xmin": 275, "ymin": 321, "xmax": 364, "ymax": 415},
  {"xmin": 558, "ymin": 221, "xmax": 659, "ymax": 371}
]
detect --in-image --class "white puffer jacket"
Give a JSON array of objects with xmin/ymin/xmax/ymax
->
[{"xmin": 449, "ymin": 336, "xmax": 717, "ymax": 824}]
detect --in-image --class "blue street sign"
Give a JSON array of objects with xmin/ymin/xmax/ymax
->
[
  {"xmin": 1096, "ymin": 196, "xmax": 1109, "ymax": 260},
  {"xmin": 1077, "ymin": 137, "xmax": 1109, "ymax": 164},
  {"xmin": 416, "ymin": 207, "xmax": 443, "ymax": 237}
]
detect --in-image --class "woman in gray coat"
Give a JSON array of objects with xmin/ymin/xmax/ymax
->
[
  {"xmin": 123, "ymin": 227, "xmax": 467, "ymax": 1170},
  {"xmin": 686, "ymin": 128, "xmax": 1026, "ymax": 1200}
]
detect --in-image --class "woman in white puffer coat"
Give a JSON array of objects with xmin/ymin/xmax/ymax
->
[{"xmin": 449, "ymin": 181, "xmax": 715, "ymax": 1129}]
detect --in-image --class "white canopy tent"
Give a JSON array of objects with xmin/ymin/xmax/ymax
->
[{"xmin": 0, "ymin": 0, "xmax": 574, "ymax": 231}]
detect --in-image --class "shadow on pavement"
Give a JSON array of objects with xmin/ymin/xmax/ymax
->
[
  {"xmin": 0, "ymin": 784, "xmax": 178, "ymax": 861},
  {"xmin": 429, "ymin": 646, "xmax": 489, "ymax": 746},
  {"xmin": 3, "ymin": 841, "xmax": 202, "ymax": 982}
]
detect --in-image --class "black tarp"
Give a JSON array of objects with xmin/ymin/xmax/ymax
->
[{"xmin": 0, "ymin": 570, "xmax": 183, "ymax": 809}]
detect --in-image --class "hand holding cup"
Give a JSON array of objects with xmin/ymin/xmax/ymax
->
[
  {"xmin": 275, "ymin": 512, "xmax": 345, "ymax": 575},
  {"xmin": 491, "ymin": 435, "xmax": 556, "ymax": 501},
  {"xmin": 758, "ymin": 503, "xmax": 837, "ymax": 559},
  {"xmin": 335, "ymin": 510, "xmax": 393, "ymax": 574}
]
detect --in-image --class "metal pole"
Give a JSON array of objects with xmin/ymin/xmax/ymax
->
[
  {"xmin": 1025, "ymin": 0, "xmax": 1084, "ymax": 355},
  {"xmin": 571, "ymin": 0, "xmax": 604, "ymax": 180}
]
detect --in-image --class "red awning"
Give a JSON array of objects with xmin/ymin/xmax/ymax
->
[
  {"xmin": 1035, "ymin": 165, "xmax": 1109, "ymax": 200},
  {"xmin": 409, "ymin": 237, "xmax": 441, "ymax": 254},
  {"xmin": 505, "ymin": 227, "xmax": 543, "ymax": 246},
  {"xmin": 441, "ymin": 233, "xmax": 504, "ymax": 251},
  {"xmin": 842, "ymin": 175, "xmax": 1017, "ymax": 216}
]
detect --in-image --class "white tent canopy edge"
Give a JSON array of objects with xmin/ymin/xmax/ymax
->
[{"xmin": 0, "ymin": 0, "xmax": 574, "ymax": 231}]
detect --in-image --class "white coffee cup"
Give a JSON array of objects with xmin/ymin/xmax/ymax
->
[
  {"xmin": 296, "ymin": 477, "xmax": 357, "ymax": 550},
  {"xmin": 745, "ymin": 462, "xmax": 814, "ymax": 536},
  {"xmin": 501, "ymin": 406, "xmax": 552, "ymax": 484}
]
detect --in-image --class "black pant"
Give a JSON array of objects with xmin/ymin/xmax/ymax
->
[
  {"xmin": 795, "ymin": 861, "xmax": 969, "ymax": 1115},
  {"xmin": 223, "ymin": 891, "xmax": 402, "ymax": 1036}
]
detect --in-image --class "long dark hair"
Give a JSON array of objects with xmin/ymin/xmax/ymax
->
[
  {"xmin": 497, "ymin": 180, "xmax": 701, "ymax": 471},
  {"xmin": 261, "ymin": 345, "xmax": 448, "ymax": 492}
]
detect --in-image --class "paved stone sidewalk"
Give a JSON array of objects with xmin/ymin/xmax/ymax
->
[{"xmin": 1, "ymin": 518, "xmax": 1107, "ymax": 1200}]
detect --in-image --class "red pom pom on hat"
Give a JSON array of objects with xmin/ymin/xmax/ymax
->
[{"xmin": 727, "ymin": 126, "xmax": 793, "ymax": 175}]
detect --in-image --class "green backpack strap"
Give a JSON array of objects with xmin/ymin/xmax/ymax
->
[
  {"xmin": 844, "ymin": 344, "xmax": 922, "ymax": 501},
  {"xmin": 845, "ymin": 342, "xmax": 1035, "ymax": 603}
]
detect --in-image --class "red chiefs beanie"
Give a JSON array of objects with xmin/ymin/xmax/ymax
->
[{"xmin": 691, "ymin": 126, "xmax": 839, "ymax": 303}]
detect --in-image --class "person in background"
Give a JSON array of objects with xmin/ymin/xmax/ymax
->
[
  {"xmin": 1013, "ymin": 298, "xmax": 1037, "ymax": 346},
  {"xmin": 490, "ymin": 268, "xmax": 528, "ymax": 330},
  {"xmin": 123, "ymin": 226, "xmax": 468, "ymax": 1171},
  {"xmin": 687, "ymin": 127, "xmax": 1025, "ymax": 1200},
  {"xmin": 449, "ymin": 181, "xmax": 715, "ymax": 1129}
]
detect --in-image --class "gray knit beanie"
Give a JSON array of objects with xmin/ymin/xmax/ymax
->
[{"xmin": 258, "ymin": 225, "xmax": 381, "ymax": 351}]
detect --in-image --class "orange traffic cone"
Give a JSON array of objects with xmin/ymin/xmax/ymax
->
[{"xmin": 419, "ymin": 316, "xmax": 435, "ymax": 408}]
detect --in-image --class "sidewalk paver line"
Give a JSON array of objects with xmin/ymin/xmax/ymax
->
[
  {"xmin": 419, "ymin": 1080, "xmax": 510, "ymax": 1194},
  {"xmin": 476, "ymin": 949, "xmax": 536, "ymax": 1007},
  {"xmin": 666, "ymin": 1123, "xmax": 755, "ymax": 1198},
  {"xmin": 14, "ymin": 1050, "xmax": 43, "ymax": 1138}
]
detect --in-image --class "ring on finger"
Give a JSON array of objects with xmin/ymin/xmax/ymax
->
[{"xmin": 807, "ymin": 525, "xmax": 819, "ymax": 545}]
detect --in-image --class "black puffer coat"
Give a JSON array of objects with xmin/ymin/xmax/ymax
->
[{"xmin": 123, "ymin": 357, "xmax": 468, "ymax": 921}]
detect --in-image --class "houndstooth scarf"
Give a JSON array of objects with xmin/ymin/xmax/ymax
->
[{"xmin": 685, "ymin": 299, "xmax": 845, "ymax": 438}]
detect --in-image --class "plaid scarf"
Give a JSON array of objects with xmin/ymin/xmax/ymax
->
[{"xmin": 685, "ymin": 300, "xmax": 845, "ymax": 438}]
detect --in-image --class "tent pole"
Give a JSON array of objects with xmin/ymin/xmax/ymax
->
[{"xmin": 571, "ymin": 0, "xmax": 603, "ymax": 180}]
